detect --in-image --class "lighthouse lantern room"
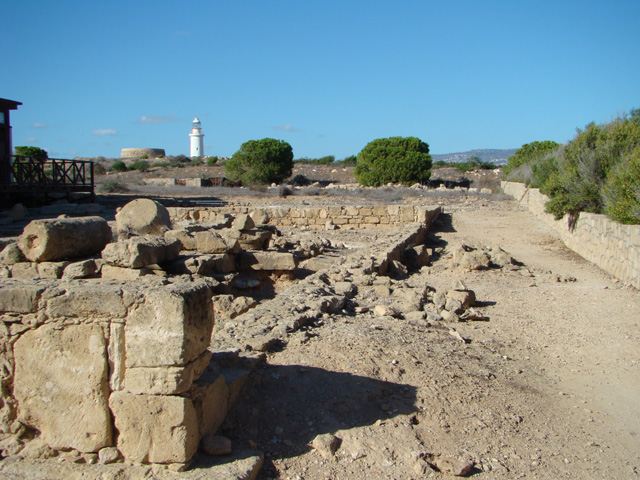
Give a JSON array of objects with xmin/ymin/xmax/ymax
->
[{"xmin": 189, "ymin": 117, "xmax": 204, "ymax": 157}]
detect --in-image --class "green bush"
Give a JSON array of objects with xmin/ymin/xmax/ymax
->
[
  {"xmin": 14, "ymin": 146, "xmax": 48, "ymax": 160},
  {"xmin": 453, "ymin": 156, "xmax": 497, "ymax": 172},
  {"xmin": 111, "ymin": 160, "xmax": 128, "ymax": 172},
  {"xmin": 97, "ymin": 180, "xmax": 129, "ymax": 193},
  {"xmin": 541, "ymin": 114, "xmax": 640, "ymax": 220},
  {"xmin": 603, "ymin": 147, "xmax": 640, "ymax": 224},
  {"xmin": 129, "ymin": 160, "xmax": 149, "ymax": 172},
  {"xmin": 94, "ymin": 164, "xmax": 107, "ymax": 175},
  {"xmin": 225, "ymin": 138, "xmax": 293, "ymax": 186},
  {"xmin": 354, "ymin": 136, "xmax": 432, "ymax": 186},
  {"xmin": 337, "ymin": 155, "xmax": 357, "ymax": 167},
  {"xmin": 503, "ymin": 141, "xmax": 560, "ymax": 177},
  {"xmin": 206, "ymin": 156, "xmax": 218, "ymax": 165}
]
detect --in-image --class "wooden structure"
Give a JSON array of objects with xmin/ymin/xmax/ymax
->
[
  {"xmin": 0, "ymin": 98, "xmax": 22, "ymax": 186},
  {"xmin": 0, "ymin": 98, "xmax": 95, "ymax": 206}
]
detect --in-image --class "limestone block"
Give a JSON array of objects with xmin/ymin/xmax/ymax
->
[
  {"xmin": 46, "ymin": 282, "xmax": 128, "ymax": 319},
  {"xmin": 195, "ymin": 231, "xmax": 234, "ymax": 254},
  {"xmin": 100, "ymin": 264, "xmax": 157, "ymax": 280},
  {"xmin": 124, "ymin": 350, "xmax": 212, "ymax": 395},
  {"xmin": 101, "ymin": 236, "xmax": 181, "ymax": 269},
  {"xmin": 0, "ymin": 281, "xmax": 46, "ymax": 313},
  {"xmin": 18, "ymin": 216, "xmax": 112, "ymax": 263},
  {"xmin": 238, "ymin": 252, "xmax": 298, "ymax": 271},
  {"xmin": 109, "ymin": 323, "xmax": 125, "ymax": 391},
  {"xmin": 237, "ymin": 229, "xmax": 272, "ymax": 251},
  {"xmin": 36, "ymin": 262, "xmax": 68, "ymax": 279},
  {"xmin": 124, "ymin": 282, "xmax": 214, "ymax": 368},
  {"xmin": 7, "ymin": 262, "xmax": 38, "ymax": 279},
  {"xmin": 231, "ymin": 214, "xmax": 255, "ymax": 231},
  {"xmin": 109, "ymin": 392, "xmax": 199, "ymax": 464},
  {"xmin": 62, "ymin": 259, "xmax": 97, "ymax": 279},
  {"xmin": 0, "ymin": 244, "xmax": 26, "ymax": 265},
  {"xmin": 190, "ymin": 371, "xmax": 229, "ymax": 437},
  {"xmin": 168, "ymin": 254, "xmax": 235, "ymax": 275},
  {"xmin": 115, "ymin": 198, "xmax": 171, "ymax": 236},
  {"xmin": 164, "ymin": 229, "xmax": 197, "ymax": 250},
  {"xmin": 13, "ymin": 323, "xmax": 111, "ymax": 452}
]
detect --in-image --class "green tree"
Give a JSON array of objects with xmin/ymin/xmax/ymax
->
[
  {"xmin": 354, "ymin": 136, "xmax": 432, "ymax": 186},
  {"xmin": 14, "ymin": 146, "xmax": 48, "ymax": 160},
  {"xmin": 111, "ymin": 160, "xmax": 128, "ymax": 172},
  {"xmin": 225, "ymin": 138, "xmax": 293, "ymax": 185},
  {"xmin": 602, "ymin": 147, "xmax": 640, "ymax": 224}
]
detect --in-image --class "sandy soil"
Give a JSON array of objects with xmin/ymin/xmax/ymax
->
[{"xmin": 220, "ymin": 199, "xmax": 640, "ymax": 479}]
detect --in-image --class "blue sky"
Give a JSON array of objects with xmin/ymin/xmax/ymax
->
[{"xmin": 3, "ymin": 0, "xmax": 639, "ymax": 159}]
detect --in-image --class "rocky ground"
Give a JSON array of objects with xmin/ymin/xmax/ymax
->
[{"xmin": 0, "ymin": 166, "xmax": 638, "ymax": 479}]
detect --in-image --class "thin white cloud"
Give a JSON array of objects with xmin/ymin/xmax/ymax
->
[
  {"xmin": 173, "ymin": 30, "xmax": 191, "ymax": 37},
  {"xmin": 25, "ymin": 137, "xmax": 37, "ymax": 143},
  {"xmin": 32, "ymin": 122, "xmax": 48, "ymax": 128},
  {"xmin": 137, "ymin": 114, "xmax": 177, "ymax": 124},
  {"xmin": 92, "ymin": 129, "xmax": 118, "ymax": 136},
  {"xmin": 270, "ymin": 124, "xmax": 303, "ymax": 132}
]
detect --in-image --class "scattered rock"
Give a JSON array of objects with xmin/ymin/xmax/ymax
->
[
  {"xmin": 116, "ymin": 198, "xmax": 171, "ymax": 236},
  {"xmin": 425, "ymin": 453, "xmax": 474, "ymax": 476},
  {"xmin": 312, "ymin": 433, "xmax": 341, "ymax": 459},
  {"xmin": 201, "ymin": 434, "xmax": 232, "ymax": 456}
]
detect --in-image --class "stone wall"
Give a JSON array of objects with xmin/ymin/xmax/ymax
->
[
  {"xmin": 168, "ymin": 205, "xmax": 440, "ymax": 229},
  {"xmin": 502, "ymin": 181, "xmax": 640, "ymax": 289},
  {"xmin": 0, "ymin": 279, "xmax": 224, "ymax": 466}
]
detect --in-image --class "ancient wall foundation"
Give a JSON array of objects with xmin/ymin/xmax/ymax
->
[
  {"xmin": 0, "ymin": 200, "xmax": 442, "ymax": 470},
  {"xmin": 502, "ymin": 181, "xmax": 640, "ymax": 289},
  {"xmin": 168, "ymin": 205, "xmax": 440, "ymax": 229}
]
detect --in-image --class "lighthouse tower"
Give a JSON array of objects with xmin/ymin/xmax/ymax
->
[{"xmin": 189, "ymin": 117, "xmax": 204, "ymax": 157}]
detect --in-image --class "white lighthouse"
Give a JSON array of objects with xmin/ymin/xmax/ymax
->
[{"xmin": 189, "ymin": 117, "xmax": 204, "ymax": 157}]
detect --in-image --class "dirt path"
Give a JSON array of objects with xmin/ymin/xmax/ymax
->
[{"xmin": 222, "ymin": 198, "xmax": 640, "ymax": 479}]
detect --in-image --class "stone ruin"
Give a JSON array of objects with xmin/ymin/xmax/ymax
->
[{"xmin": 0, "ymin": 198, "xmax": 452, "ymax": 471}]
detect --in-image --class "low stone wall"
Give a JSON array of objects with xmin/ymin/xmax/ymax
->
[
  {"xmin": 502, "ymin": 181, "xmax": 640, "ymax": 289},
  {"xmin": 169, "ymin": 205, "xmax": 440, "ymax": 229}
]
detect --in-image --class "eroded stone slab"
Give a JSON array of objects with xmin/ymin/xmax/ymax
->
[{"xmin": 13, "ymin": 323, "xmax": 112, "ymax": 453}]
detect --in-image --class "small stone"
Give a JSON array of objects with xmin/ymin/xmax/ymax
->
[
  {"xmin": 312, "ymin": 433, "xmax": 341, "ymax": 459},
  {"xmin": 201, "ymin": 435, "xmax": 232, "ymax": 456},
  {"xmin": 98, "ymin": 446, "xmax": 121, "ymax": 464},
  {"xmin": 426, "ymin": 453, "xmax": 474, "ymax": 476}
]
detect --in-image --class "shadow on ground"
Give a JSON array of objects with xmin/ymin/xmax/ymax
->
[{"xmin": 214, "ymin": 364, "xmax": 418, "ymax": 462}]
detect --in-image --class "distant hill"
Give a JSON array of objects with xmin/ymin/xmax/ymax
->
[{"xmin": 431, "ymin": 148, "xmax": 516, "ymax": 166}]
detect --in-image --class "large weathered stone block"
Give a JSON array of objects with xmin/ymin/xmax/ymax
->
[
  {"xmin": 195, "ymin": 231, "xmax": 235, "ymax": 254},
  {"xmin": 101, "ymin": 236, "xmax": 181, "ymax": 269},
  {"xmin": 115, "ymin": 198, "xmax": 171, "ymax": 236},
  {"xmin": 45, "ymin": 282, "xmax": 128, "ymax": 319},
  {"xmin": 109, "ymin": 392, "xmax": 198, "ymax": 464},
  {"xmin": 124, "ymin": 282, "xmax": 214, "ymax": 368},
  {"xmin": 0, "ymin": 281, "xmax": 47, "ymax": 313},
  {"xmin": 13, "ymin": 324, "xmax": 112, "ymax": 452},
  {"xmin": 238, "ymin": 252, "xmax": 298, "ymax": 271},
  {"xmin": 18, "ymin": 216, "xmax": 112, "ymax": 263},
  {"xmin": 190, "ymin": 371, "xmax": 229, "ymax": 437},
  {"xmin": 124, "ymin": 351, "xmax": 212, "ymax": 395}
]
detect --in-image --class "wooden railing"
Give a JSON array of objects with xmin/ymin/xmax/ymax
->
[{"xmin": 0, "ymin": 155, "xmax": 94, "ymax": 202}]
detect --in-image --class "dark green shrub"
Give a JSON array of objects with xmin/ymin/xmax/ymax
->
[
  {"xmin": 140, "ymin": 154, "xmax": 148, "ymax": 160},
  {"xmin": 94, "ymin": 164, "xmax": 107, "ymax": 175},
  {"xmin": 98, "ymin": 180, "xmax": 129, "ymax": 193},
  {"xmin": 354, "ymin": 136, "xmax": 432, "ymax": 186},
  {"xmin": 432, "ymin": 160, "xmax": 449, "ymax": 169},
  {"xmin": 503, "ymin": 141, "xmax": 560, "ymax": 176},
  {"xmin": 541, "ymin": 114, "xmax": 640, "ymax": 220},
  {"xmin": 111, "ymin": 160, "xmax": 128, "ymax": 172},
  {"xmin": 338, "ymin": 155, "xmax": 357, "ymax": 167},
  {"xmin": 225, "ymin": 138, "xmax": 293, "ymax": 186},
  {"xmin": 206, "ymin": 157, "xmax": 218, "ymax": 165},
  {"xmin": 130, "ymin": 160, "xmax": 149, "ymax": 172},
  {"xmin": 453, "ymin": 156, "xmax": 497, "ymax": 172},
  {"xmin": 603, "ymin": 147, "xmax": 640, "ymax": 224}
]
